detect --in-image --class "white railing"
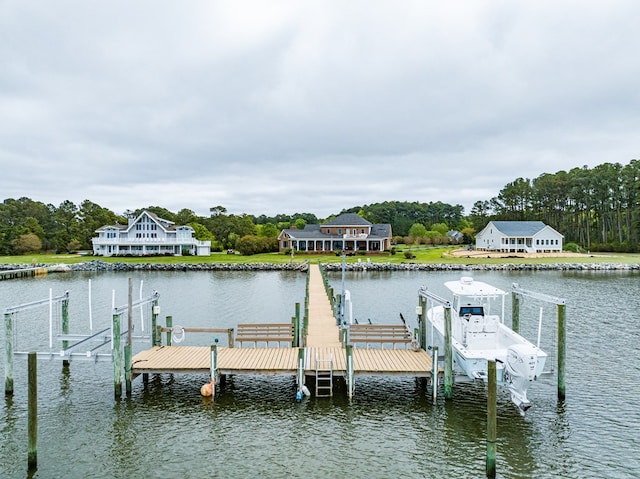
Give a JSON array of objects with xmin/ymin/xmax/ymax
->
[
  {"xmin": 342, "ymin": 233, "xmax": 369, "ymax": 239},
  {"xmin": 92, "ymin": 237, "xmax": 205, "ymax": 245}
]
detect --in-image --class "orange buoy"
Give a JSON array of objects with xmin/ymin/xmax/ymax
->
[{"xmin": 200, "ymin": 382, "xmax": 213, "ymax": 397}]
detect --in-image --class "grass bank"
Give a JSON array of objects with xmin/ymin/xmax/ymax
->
[{"xmin": 1, "ymin": 246, "xmax": 639, "ymax": 266}]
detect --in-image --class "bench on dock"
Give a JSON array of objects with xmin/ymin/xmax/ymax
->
[
  {"xmin": 235, "ymin": 323, "xmax": 295, "ymax": 348},
  {"xmin": 348, "ymin": 324, "xmax": 415, "ymax": 349}
]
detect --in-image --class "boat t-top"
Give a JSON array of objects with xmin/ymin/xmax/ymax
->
[{"xmin": 422, "ymin": 276, "xmax": 547, "ymax": 414}]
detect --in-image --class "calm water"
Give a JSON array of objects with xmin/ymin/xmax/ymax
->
[{"xmin": 1, "ymin": 269, "xmax": 639, "ymax": 478}]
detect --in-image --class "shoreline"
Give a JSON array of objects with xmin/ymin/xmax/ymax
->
[{"xmin": 2, "ymin": 260, "xmax": 636, "ymax": 273}]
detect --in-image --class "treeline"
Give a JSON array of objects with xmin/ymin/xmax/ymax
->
[
  {"xmin": 0, "ymin": 198, "xmax": 467, "ymax": 256},
  {"xmin": 1, "ymin": 159, "xmax": 638, "ymax": 255},
  {"xmin": 469, "ymin": 160, "xmax": 640, "ymax": 252}
]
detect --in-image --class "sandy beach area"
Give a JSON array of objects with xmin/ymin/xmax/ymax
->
[{"xmin": 447, "ymin": 248, "xmax": 595, "ymax": 259}]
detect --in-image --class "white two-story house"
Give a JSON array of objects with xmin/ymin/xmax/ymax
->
[
  {"xmin": 92, "ymin": 210, "xmax": 211, "ymax": 257},
  {"xmin": 475, "ymin": 221, "xmax": 563, "ymax": 253}
]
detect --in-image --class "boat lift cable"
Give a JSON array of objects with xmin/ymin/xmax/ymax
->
[{"xmin": 512, "ymin": 284, "xmax": 566, "ymax": 305}]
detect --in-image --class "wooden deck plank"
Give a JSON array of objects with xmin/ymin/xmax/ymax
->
[
  {"xmin": 306, "ymin": 264, "xmax": 342, "ymax": 348},
  {"xmin": 352, "ymin": 349, "xmax": 432, "ymax": 375},
  {"xmin": 132, "ymin": 346, "xmax": 432, "ymax": 377}
]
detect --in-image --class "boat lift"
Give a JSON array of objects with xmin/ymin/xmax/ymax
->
[
  {"xmin": 511, "ymin": 283, "xmax": 567, "ymax": 400},
  {"xmin": 417, "ymin": 287, "xmax": 454, "ymax": 399},
  {"xmin": 4, "ymin": 283, "xmax": 160, "ymax": 396},
  {"xmin": 416, "ymin": 283, "xmax": 567, "ymax": 402}
]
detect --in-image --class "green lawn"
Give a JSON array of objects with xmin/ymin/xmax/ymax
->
[{"xmin": 1, "ymin": 246, "xmax": 639, "ymax": 266}]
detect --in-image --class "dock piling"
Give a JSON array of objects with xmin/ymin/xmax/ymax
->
[
  {"xmin": 165, "ymin": 316, "xmax": 173, "ymax": 346},
  {"xmin": 346, "ymin": 344, "xmax": 354, "ymax": 398},
  {"xmin": 487, "ymin": 359, "xmax": 497, "ymax": 478},
  {"xmin": 5, "ymin": 312, "xmax": 13, "ymax": 395},
  {"xmin": 28, "ymin": 352, "xmax": 37, "ymax": 471},
  {"xmin": 125, "ymin": 279, "xmax": 133, "ymax": 396},
  {"xmin": 558, "ymin": 303, "xmax": 566, "ymax": 400},
  {"xmin": 444, "ymin": 305, "xmax": 453, "ymax": 399},
  {"xmin": 151, "ymin": 298, "xmax": 159, "ymax": 346},
  {"xmin": 419, "ymin": 296, "xmax": 427, "ymax": 349},
  {"xmin": 295, "ymin": 303, "xmax": 301, "ymax": 347},
  {"xmin": 431, "ymin": 346, "xmax": 438, "ymax": 401},
  {"xmin": 62, "ymin": 292, "xmax": 70, "ymax": 367},
  {"xmin": 227, "ymin": 328, "xmax": 235, "ymax": 348},
  {"xmin": 511, "ymin": 291, "xmax": 520, "ymax": 333},
  {"xmin": 113, "ymin": 311, "xmax": 122, "ymax": 398},
  {"xmin": 124, "ymin": 345, "xmax": 132, "ymax": 396},
  {"xmin": 210, "ymin": 343, "xmax": 218, "ymax": 396},
  {"xmin": 296, "ymin": 348, "xmax": 304, "ymax": 399}
]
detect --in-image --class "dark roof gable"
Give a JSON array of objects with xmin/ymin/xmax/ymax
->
[{"xmin": 323, "ymin": 213, "xmax": 372, "ymax": 227}]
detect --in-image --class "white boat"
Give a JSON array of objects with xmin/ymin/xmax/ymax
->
[{"xmin": 423, "ymin": 276, "xmax": 547, "ymax": 414}]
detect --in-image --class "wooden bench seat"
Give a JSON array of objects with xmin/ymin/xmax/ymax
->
[
  {"xmin": 348, "ymin": 324, "xmax": 415, "ymax": 349},
  {"xmin": 235, "ymin": 323, "xmax": 295, "ymax": 348}
]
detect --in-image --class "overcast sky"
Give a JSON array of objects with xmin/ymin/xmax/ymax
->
[{"xmin": 1, "ymin": 1, "xmax": 638, "ymax": 219}]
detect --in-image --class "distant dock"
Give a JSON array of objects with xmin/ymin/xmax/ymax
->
[{"xmin": 0, "ymin": 266, "xmax": 48, "ymax": 281}]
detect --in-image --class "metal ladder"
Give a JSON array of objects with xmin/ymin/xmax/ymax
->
[{"xmin": 315, "ymin": 353, "xmax": 333, "ymax": 397}]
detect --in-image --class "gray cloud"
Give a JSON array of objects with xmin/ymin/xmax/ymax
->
[{"xmin": 1, "ymin": 1, "xmax": 639, "ymax": 218}]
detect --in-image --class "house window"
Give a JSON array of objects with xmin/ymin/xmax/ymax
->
[{"xmin": 338, "ymin": 229, "xmax": 342, "ymax": 235}]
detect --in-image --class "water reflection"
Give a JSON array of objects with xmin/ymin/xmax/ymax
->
[{"xmin": 0, "ymin": 270, "xmax": 639, "ymax": 478}]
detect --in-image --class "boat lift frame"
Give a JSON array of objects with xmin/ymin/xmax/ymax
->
[
  {"xmin": 418, "ymin": 287, "xmax": 454, "ymax": 399},
  {"xmin": 4, "ymin": 286, "xmax": 160, "ymax": 397},
  {"xmin": 511, "ymin": 283, "xmax": 567, "ymax": 400},
  {"xmin": 418, "ymin": 283, "xmax": 568, "ymax": 402}
]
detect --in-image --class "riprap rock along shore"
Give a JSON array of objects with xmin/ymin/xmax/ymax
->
[{"xmin": 2, "ymin": 260, "xmax": 638, "ymax": 273}]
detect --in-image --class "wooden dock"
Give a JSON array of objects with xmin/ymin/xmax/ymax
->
[
  {"xmin": 133, "ymin": 346, "xmax": 300, "ymax": 375},
  {"xmin": 0, "ymin": 266, "xmax": 48, "ymax": 281},
  {"xmin": 130, "ymin": 263, "xmax": 434, "ymax": 393}
]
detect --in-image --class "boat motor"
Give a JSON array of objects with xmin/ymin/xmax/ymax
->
[{"xmin": 504, "ymin": 343, "xmax": 538, "ymax": 414}]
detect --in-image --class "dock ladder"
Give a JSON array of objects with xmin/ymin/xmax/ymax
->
[{"xmin": 315, "ymin": 352, "xmax": 333, "ymax": 397}]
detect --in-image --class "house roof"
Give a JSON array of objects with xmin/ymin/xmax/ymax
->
[
  {"xmin": 128, "ymin": 211, "xmax": 175, "ymax": 232},
  {"xmin": 279, "ymin": 219, "xmax": 392, "ymax": 240},
  {"xmin": 323, "ymin": 213, "xmax": 372, "ymax": 227},
  {"xmin": 370, "ymin": 223, "xmax": 392, "ymax": 237},
  {"xmin": 95, "ymin": 210, "xmax": 186, "ymax": 233},
  {"xmin": 488, "ymin": 221, "xmax": 560, "ymax": 237}
]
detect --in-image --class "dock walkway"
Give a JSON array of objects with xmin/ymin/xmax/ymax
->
[{"xmin": 131, "ymin": 263, "xmax": 434, "ymax": 393}]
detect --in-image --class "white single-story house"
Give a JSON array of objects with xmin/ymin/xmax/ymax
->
[
  {"xmin": 475, "ymin": 221, "xmax": 563, "ymax": 253},
  {"xmin": 278, "ymin": 213, "xmax": 392, "ymax": 253},
  {"xmin": 92, "ymin": 210, "xmax": 211, "ymax": 257}
]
